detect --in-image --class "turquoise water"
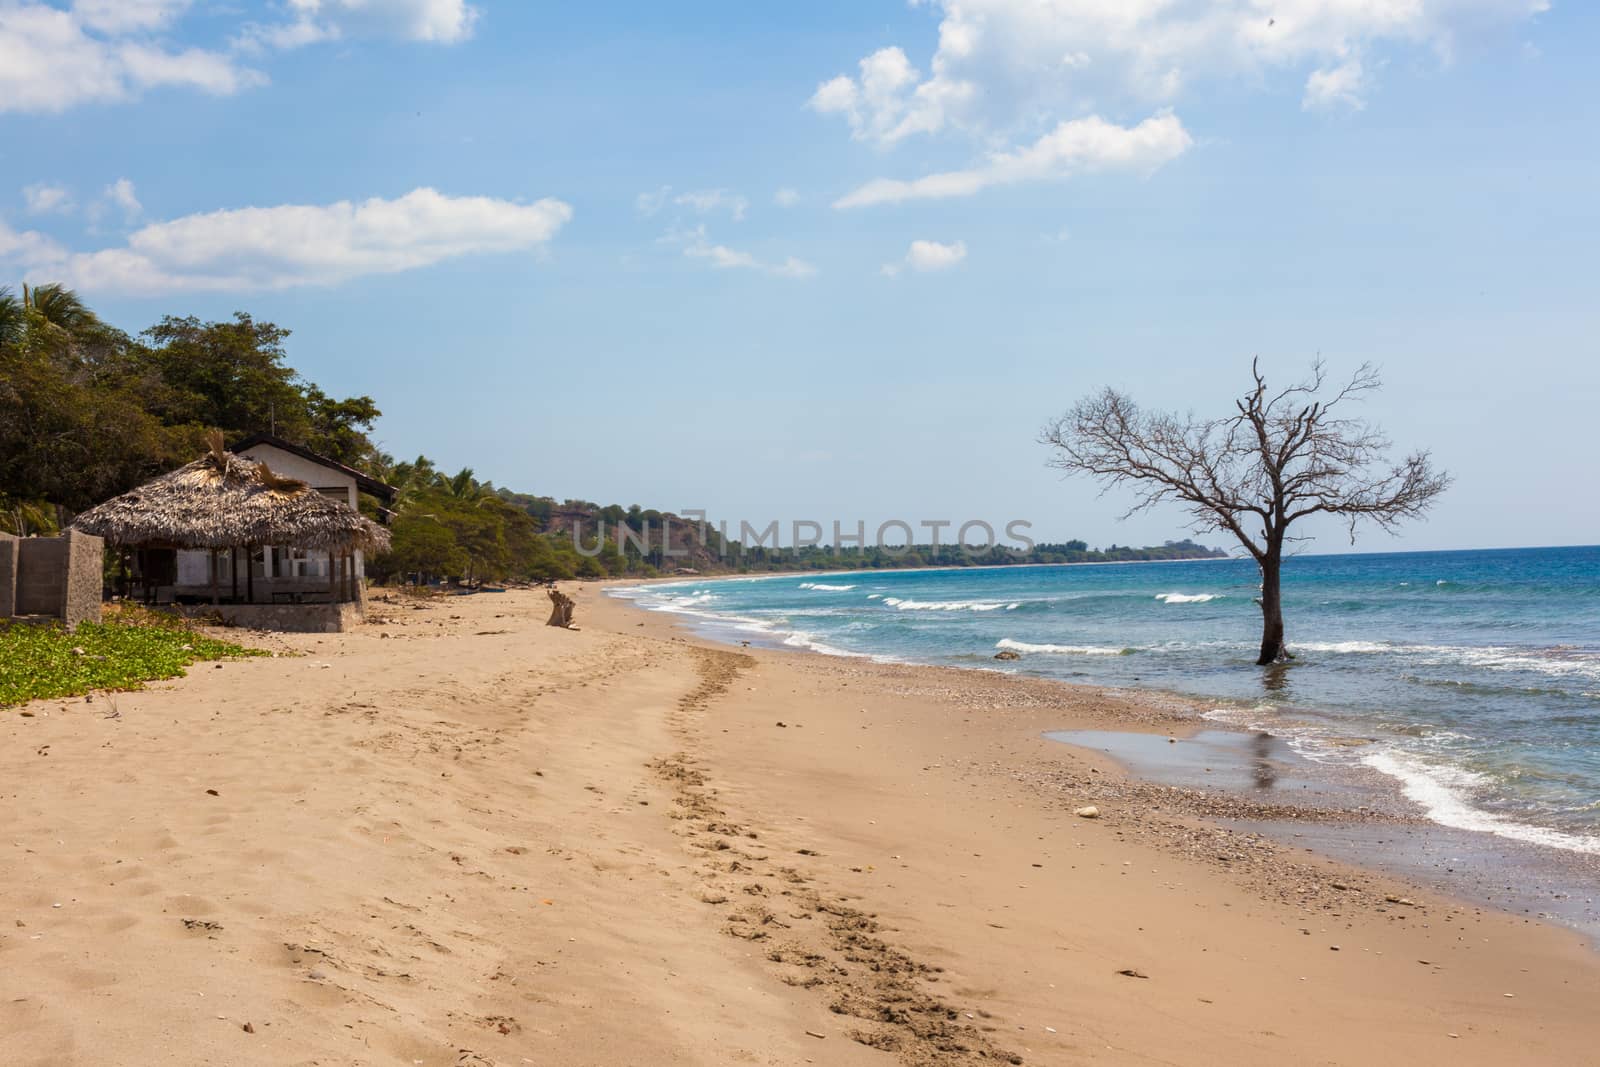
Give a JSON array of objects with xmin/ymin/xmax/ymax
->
[{"xmin": 613, "ymin": 546, "xmax": 1600, "ymax": 854}]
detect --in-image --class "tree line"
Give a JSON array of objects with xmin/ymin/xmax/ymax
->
[{"xmin": 2, "ymin": 285, "xmax": 1228, "ymax": 585}]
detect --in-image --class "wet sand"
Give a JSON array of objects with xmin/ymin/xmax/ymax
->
[{"xmin": 2, "ymin": 583, "xmax": 1597, "ymax": 1065}]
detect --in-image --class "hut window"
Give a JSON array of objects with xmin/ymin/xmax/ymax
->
[{"xmin": 272, "ymin": 545, "xmax": 329, "ymax": 578}]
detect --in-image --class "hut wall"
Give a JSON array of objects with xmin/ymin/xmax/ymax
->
[
  {"xmin": 0, "ymin": 533, "xmax": 17, "ymax": 618},
  {"xmin": 173, "ymin": 548, "xmax": 347, "ymax": 601},
  {"xmin": 236, "ymin": 443, "xmax": 369, "ymax": 584},
  {"xmin": 176, "ymin": 550, "xmax": 213, "ymax": 588}
]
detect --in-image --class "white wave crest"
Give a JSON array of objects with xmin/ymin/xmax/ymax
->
[
  {"xmin": 1294, "ymin": 640, "xmax": 1393, "ymax": 655},
  {"xmin": 799, "ymin": 582, "xmax": 856, "ymax": 591},
  {"xmin": 1155, "ymin": 592, "xmax": 1223, "ymax": 604},
  {"xmin": 1362, "ymin": 749, "xmax": 1600, "ymax": 855},
  {"xmin": 1294, "ymin": 640, "xmax": 1600, "ymax": 682},
  {"xmin": 995, "ymin": 638, "xmax": 1128, "ymax": 656},
  {"xmin": 781, "ymin": 630, "xmax": 868, "ymax": 658},
  {"xmin": 655, "ymin": 590, "xmax": 717, "ymax": 610},
  {"xmin": 882, "ymin": 597, "xmax": 1013, "ymax": 611}
]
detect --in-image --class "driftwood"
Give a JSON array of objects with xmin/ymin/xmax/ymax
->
[{"xmin": 546, "ymin": 588, "xmax": 577, "ymax": 629}]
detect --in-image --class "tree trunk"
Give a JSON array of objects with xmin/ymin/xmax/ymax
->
[{"xmin": 1256, "ymin": 552, "xmax": 1286, "ymax": 665}]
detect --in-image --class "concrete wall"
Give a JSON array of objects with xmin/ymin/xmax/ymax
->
[
  {"xmin": 0, "ymin": 533, "xmax": 17, "ymax": 620},
  {"xmin": 62, "ymin": 530, "xmax": 104, "ymax": 629},
  {"xmin": 2, "ymin": 530, "xmax": 103, "ymax": 628},
  {"xmin": 16, "ymin": 538, "xmax": 67, "ymax": 615}
]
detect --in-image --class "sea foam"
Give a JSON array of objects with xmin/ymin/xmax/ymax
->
[
  {"xmin": 882, "ymin": 597, "xmax": 1015, "ymax": 612},
  {"xmin": 1361, "ymin": 748, "xmax": 1600, "ymax": 855},
  {"xmin": 996, "ymin": 638, "xmax": 1129, "ymax": 656}
]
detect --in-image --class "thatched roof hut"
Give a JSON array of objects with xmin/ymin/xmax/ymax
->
[{"xmin": 72, "ymin": 438, "xmax": 390, "ymax": 554}]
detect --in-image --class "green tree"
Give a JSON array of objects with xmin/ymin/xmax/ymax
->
[
  {"xmin": 139, "ymin": 313, "xmax": 305, "ymax": 435},
  {"xmin": 0, "ymin": 287, "xmax": 23, "ymax": 346},
  {"xmin": 304, "ymin": 387, "xmax": 382, "ymax": 467},
  {"xmin": 0, "ymin": 290, "xmax": 183, "ymax": 516},
  {"xmin": 373, "ymin": 519, "xmax": 468, "ymax": 584}
]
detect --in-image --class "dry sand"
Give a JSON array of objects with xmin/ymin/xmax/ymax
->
[{"xmin": 2, "ymin": 583, "xmax": 1596, "ymax": 1066}]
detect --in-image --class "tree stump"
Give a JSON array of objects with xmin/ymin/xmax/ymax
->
[{"xmin": 546, "ymin": 587, "xmax": 576, "ymax": 629}]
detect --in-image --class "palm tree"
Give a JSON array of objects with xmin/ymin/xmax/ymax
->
[
  {"xmin": 25, "ymin": 283, "xmax": 100, "ymax": 333},
  {"xmin": 386, "ymin": 455, "xmax": 442, "ymax": 513},
  {"xmin": 0, "ymin": 495, "xmax": 59, "ymax": 537},
  {"xmin": 0, "ymin": 286, "xmax": 22, "ymax": 347},
  {"xmin": 446, "ymin": 466, "xmax": 483, "ymax": 502}
]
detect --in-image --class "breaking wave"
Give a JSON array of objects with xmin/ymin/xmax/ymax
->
[
  {"xmin": 1361, "ymin": 749, "xmax": 1600, "ymax": 855},
  {"xmin": 882, "ymin": 597, "xmax": 1020, "ymax": 612},
  {"xmin": 995, "ymin": 638, "xmax": 1133, "ymax": 656}
]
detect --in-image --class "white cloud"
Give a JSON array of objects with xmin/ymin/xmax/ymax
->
[
  {"xmin": 23, "ymin": 183, "xmax": 74, "ymax": 215},
  {"xmin": 810, "ymin": 0, "xmax": 1549, "ymax": 142},
  {"xmin": 674, "ymin": 188, "xmax": 749, "ymax": 221},
  {"xmin": 0, "ymin": 220, "xmax": 69, "ymax": 265},
  {"xmin": 0, "ymin": 0, "xmax": 479, "ymax": 114},
  {"xmin": 774, "ymin": 187, "xmax": 801, "ymax": 207},
  {"xmin": 72, "ymin": 0, "xmax": 191, "ymax": 35},
  {"xmin": 245, "ymin": 0, "xmax": 479, "ymax": 52},
  {"xmin": 233, "ymin": 17, "xmax": 337, "ymax": 53},
  {"xmin": 118, "ymin": 41, "xmax": 261, "ymax": 94},
  {"xmin": 638, "ymin": 186, "xmax": 751, "ymax": 220},
  {"xmin": 882, "ymin": 238, "xmax": 967, "ymax": 277},
  {"xmin": 636, "ymin": 186, "xmax": 672, "ymax": 217},
  {"xmin": 1303, "ymin": 56, "xmax": 1369, "ymax": 111},
  {"xmin": 104, "ymin": 178, "xmax": 142, "ymax": 219},
  {"xmin": 673, "ymin": 224, "xmax": 816, "ymax": 279},
  {"xmin": 836, "ymin": 112, "xmax": 1192, "ymax": 208},
  {"xmin": 1, "ymin": 187, "xmax": 571, "ymax": 294},
  {"xmin": 0, "ymin": 2, "xmax": 263, "ymax": 113},
  {"xmin": 808, "ymin": 45, "xmax": 970, "ymax": 146}
]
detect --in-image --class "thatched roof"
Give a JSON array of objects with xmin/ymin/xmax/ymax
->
[{"xmin": 72, "ymin": 438, "xmax": 391, "ymax": 553}]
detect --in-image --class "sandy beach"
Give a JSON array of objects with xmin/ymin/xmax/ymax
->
[{"xmin": 4, "ymin": 583, "xmax": 1597, "ymax": 1066}]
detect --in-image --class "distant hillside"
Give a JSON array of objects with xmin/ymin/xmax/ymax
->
[{"xmin": 491, "ymin": 491, "xmax": 1228, "ymax": 579}]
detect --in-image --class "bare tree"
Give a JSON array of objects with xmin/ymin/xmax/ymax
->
[{"xmin": 1040, "ymin": 360, "xmax": 1450, "ymax": 665}]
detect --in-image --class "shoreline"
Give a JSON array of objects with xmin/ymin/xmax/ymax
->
[
  {"xmin": 3, "ymin": 585, "xmax": 1596, "ymax": 1065},
  {"xmin": 587, "ymin": 585, "xmax": 1600, "ymax": 1061},
  {"xmin": 608, "ymin": 579, "xmax": 1600, "ymax": 942}
]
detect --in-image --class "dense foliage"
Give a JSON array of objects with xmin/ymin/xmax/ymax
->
[
  {"xmin": 0, "ymin": 283, "xmax": 379, "ymax": 531},
  {"xmin": 0, "ymin": 606, "xmax": 266, "ymax": 707},
  {"xmin": 1, "ymin": 282, "xmax": 1227, "ymax": 584}
]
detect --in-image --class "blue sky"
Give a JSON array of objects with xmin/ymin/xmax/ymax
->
[{"xmin": 3, "ymin": 0, "xmax": 1596, "ymax": 552}]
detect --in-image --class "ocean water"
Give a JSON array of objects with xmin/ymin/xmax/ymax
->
[{"xmin": 612, "ymin": 546, "xmax": 1600, "ymax": 856}]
